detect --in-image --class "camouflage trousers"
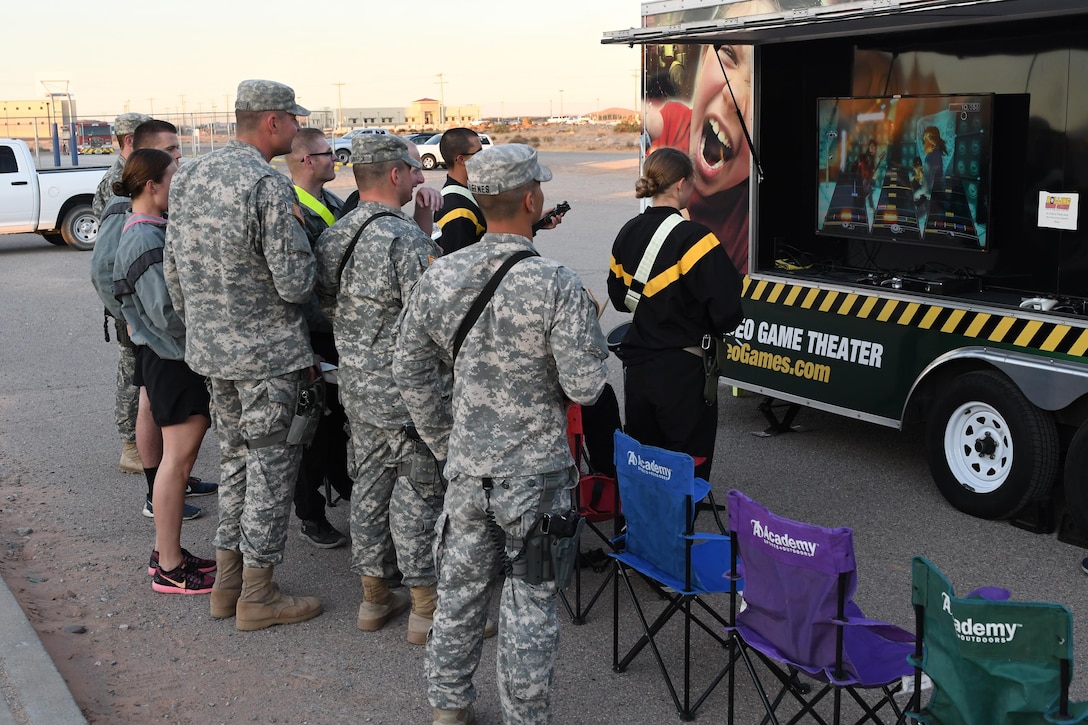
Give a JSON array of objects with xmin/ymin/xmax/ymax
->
[
  {"xmin": 208, "ymin": 371, "xmax": 305, "ymax": 568},
  {"xmin": 114, "ymin": 317, "xmax": 138, "ymax": 443},
  {"xmin": 340, "ymin": 401, "xmax": 443, "ymax": 588},
  {"xmin": 426, "ymin": 467, "xmax": 576, "ymax": 725}
]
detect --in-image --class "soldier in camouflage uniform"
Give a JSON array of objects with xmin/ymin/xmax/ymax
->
[
  {"xmin": 313, "ymin": 134, "xmax": 444, "ymax": 644},
  {"xmin": 93, "ymin": 112, "xmax": 151, "ymax": 474},
  {"xmin": 393, "ymin": 144, "xmax": 609, "ymax": 725},
  {"xmin": 163, "ymin": 79, "xmax": 322, "ymax": 631}
]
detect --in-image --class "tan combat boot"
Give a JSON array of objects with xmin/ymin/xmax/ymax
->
[
  {"xmin": 119, "ymin": 441, "xmax": 142, "ymax": 474},
  {"xmin": 407, "ymin": 585, "xmax": 438, "ymax": 645},
  {"xmin": 209, "ymin": 549, "xmax": 243, "ymax": 619},
  {"xmin": 357, "ymin": 575, "xmax": 410, "ymax": 631},
  {"xmin": 433, "ymin": 706, "xmax": 475, "ymax": 724},
  {"xmin": 235, "ymin": 566, "xmax": 323, "ymax": 631}
]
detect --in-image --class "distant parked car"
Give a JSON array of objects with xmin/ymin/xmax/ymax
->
[
  {"xmin": 414, "ymin": 133, "xmax": 494, "ymax": 170},
  {"xmin": 332, "ymin": 128, "xmax": 389, "ymax": 164},
  {"xmin": 404, "ymin": 132, "xmax": 437, "ymax": 145}
]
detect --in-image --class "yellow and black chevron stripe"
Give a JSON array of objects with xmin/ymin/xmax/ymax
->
[{"xmin": 742, "ymin": 276, "xmax": 1088, "ymax": 357}]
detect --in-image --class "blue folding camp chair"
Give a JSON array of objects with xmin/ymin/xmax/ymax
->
[
  {"xmin": 903, "ymin": 556, "xmax": 1088, "ymax": 725},
  {"xmin": 610, "ymin": 431, "xmax": 741, "ymax": 721},
  {"xmin": 726, "ymin": 489, "xmax": 915, "ymax": 725}
]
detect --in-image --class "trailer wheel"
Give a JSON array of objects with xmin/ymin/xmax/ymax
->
[
  {"xmin": 1063, "ymin": 421, "xmax": 1088, "ymax": 535},
  {"xmin": 60, "ymin": 203, "xmax": 98, "ymax": 251},
  {"xmin": 926, "ymin": 369, "xmax": 1058, "ymax": 519}
]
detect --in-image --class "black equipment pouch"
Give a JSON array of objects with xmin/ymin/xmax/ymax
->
[
  {"xmin": 409, "ymin": 440, "xmax": 442, "ymax": 485},
  {"xmin": 511, "ymin": 471, "xmax": 583, "ymax": 587},
  {"xmin": 399, "ymin": 425, "xmax": 444, "ymax": 491},
  {"xmin": 285, "ymin": 367, "xmax": 326, "ymax": 445},
  {"xmin": 548, "ymin": 512, "xmax": 585, "ymax": 588},
  {"xmin": 514, "ymin": 511, "xmax": 585, "ymax": 587}
]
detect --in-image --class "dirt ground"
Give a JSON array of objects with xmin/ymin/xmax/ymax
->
[
  {"xmin": 483, "ymin": 124, "xmax": 641, "ymax": 153},
  {"xmin": 0, "ymin": 449, "xmax": 371, "ymax": 725},
  {"xmin": 0, "ymin": 468, "xmax": 161, "ymax": 722}
]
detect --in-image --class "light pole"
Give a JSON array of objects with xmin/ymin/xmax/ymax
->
[
  {"xmin": 333, "ymin": 81, "xmax": 345, "ymax": 132},
  {"xmin": 41, "ymin": 80, "xmax": 74, "ymax": 165},
  {"xmin": 559, "ymin": 89, "xmax": 564, "ymax": 118},
  {"xmin": 436, "ymin": 73, "xmax": 446, "ymax": 127}
]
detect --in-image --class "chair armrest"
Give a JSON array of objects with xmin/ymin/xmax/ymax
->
[
  {"xmin": 681, "ymin": 532, "xmax": 730, "ymax": 543},
  {"xmin": 837, "ymin": 614, "xmax": 915, "ymax": 643},
  {"xmin": 966, "ymin": 586, "xmax": 1011, "ymax": 601}
]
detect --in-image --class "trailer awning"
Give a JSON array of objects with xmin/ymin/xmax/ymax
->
[{"xmin": 601, "ymin": 0, "xmax": 1086, "ymax": 46}]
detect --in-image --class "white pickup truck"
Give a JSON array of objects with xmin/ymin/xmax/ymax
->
[{"xmin": 0, "ymin": 138, "xmax": 107, "ymax": 250}]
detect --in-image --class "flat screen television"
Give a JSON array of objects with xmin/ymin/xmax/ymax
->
[{"xmin": 816, "ymin": 94, "xmax": 994, "ymax": 251}]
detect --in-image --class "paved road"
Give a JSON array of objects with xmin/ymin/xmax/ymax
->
[{"xmin": 0, "ymin": 150, "xmax": 1084, "ymax": 723}]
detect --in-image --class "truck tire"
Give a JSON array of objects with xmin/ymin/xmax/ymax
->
[
  {"xmin": 41, "ymin": 232, "xmax": 66, "ymax": 246},
  {"xmin": 421, "ymin": 154, "xmax": 437, "ymax": 170},
  {"xmin": 336, "ymin": 148, "xmax": 351, "ymax": 165},
  {"xmin": 60, "ymin": 203, "xmax": 98, "ymax": 251},
  {"xmin": 1063, "ymin": 421, "xmax": 1088, "ymax": 535},
  {"xmin": 926, "ymin": 369, "xmax": 1058, "ymax": 519}
]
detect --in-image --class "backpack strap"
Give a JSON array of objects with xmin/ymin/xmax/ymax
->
[
  {"xmin": 336, "ymin": 211, "xmax": 399, "ymax": 287},
  {"xmin": 441, "ymin": 184, "xmax": 476, "ymax": 203},
  {"xmin": 452, "ymin": 249, "xmax": 538, "ymax": 362},
  {"xmin": 624, "ymin": 214, "xmax": 684, "ymax": 312}
]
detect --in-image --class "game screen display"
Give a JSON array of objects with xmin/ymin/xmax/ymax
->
[{"xmin": 816, "ymin": 94, "xmax": 994, "ymax": 250}]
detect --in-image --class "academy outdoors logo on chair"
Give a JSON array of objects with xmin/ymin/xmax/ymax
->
[
  {"xmin": 940, "ymin": 592, "xmax": 1023, "ymax": 644},
  {"xmin": 749, "ymin": 518, "xmax": 819, "ymax": 557},
  {"xmin": 625, "ymin": 450, "xmax": 672, "ymax": 480}
]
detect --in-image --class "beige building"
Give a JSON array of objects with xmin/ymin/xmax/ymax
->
[
  {"xmin": 339, "ymin": 106, "xmax": 406, "ymax": 129},
  {"xmin": 0, "ymin": 98, "xmax": 75, "ymax": 140},
  {"xmin": 405, "ymin": 98, "xmax": 480, "ymax": 129}
]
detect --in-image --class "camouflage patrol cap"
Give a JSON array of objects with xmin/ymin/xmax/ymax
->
[
  {"xmin": 234, "ymin": 79, "xmax": 310, "ymax": 116},
  {"xmin": 467, "ymin": 144, "xmax": 552, "ymax": 195},
  {"xmin": 114, "ymin": 113, "xmax": 152, "ymax": 136},
  {"xmin": 351, "ymin": 134, "xmax": 421, "ymax": 168}
]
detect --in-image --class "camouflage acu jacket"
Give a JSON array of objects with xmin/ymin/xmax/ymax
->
[
  {"xmin": 163, "ymin": 140, "xmax": 315, "ymax": 379},
  {"xmin": 393, "ymin": 233, "xmax": 608, "ymax": 477},
  {"xmin": 313, "ymin": 200, "xmax": 440, "ymax": 426}
]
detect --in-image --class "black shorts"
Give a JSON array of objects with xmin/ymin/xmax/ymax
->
[{"xmin": 134, "ymin": 345, "xmax": 211, "ymax": 427}]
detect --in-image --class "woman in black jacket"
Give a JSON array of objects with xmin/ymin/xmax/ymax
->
[{"xmin": 607, "ymin": 146, "xmax": 744, "ymax": 480}]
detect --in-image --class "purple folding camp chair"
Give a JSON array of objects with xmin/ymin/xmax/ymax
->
[{"xmin": 726, "ymin": 489, "xmax": 915, "ymax": 725}]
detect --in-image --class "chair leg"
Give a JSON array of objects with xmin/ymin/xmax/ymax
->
[
  {"xmin": 612, "ymin": 562, "xmax": 739, "ymax": 721},
  {"xmin": 731, "ymin": 635, "xmax": 783, "ymax": 725},
  {"xmin": 844, "ymin": 683, "xmax": 907, "ymax": 725},
  {"xmin": 560, "ymin": 546, "xmax": 615, "ymax": 624}
]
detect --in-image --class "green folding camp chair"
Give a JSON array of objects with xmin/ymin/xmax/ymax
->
[{"xmin": 905, "ymin": 556, "xmax": 1088, "ymax": 725}]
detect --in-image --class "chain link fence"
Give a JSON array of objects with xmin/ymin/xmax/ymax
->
[{"xmin": 2, "ymin": 111, "xmax": 241, "ymax": 168}]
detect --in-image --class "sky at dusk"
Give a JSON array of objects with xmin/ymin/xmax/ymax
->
[{"xmin": 2, "ymin": 1, "xmax": 643, "ymax": 119}]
